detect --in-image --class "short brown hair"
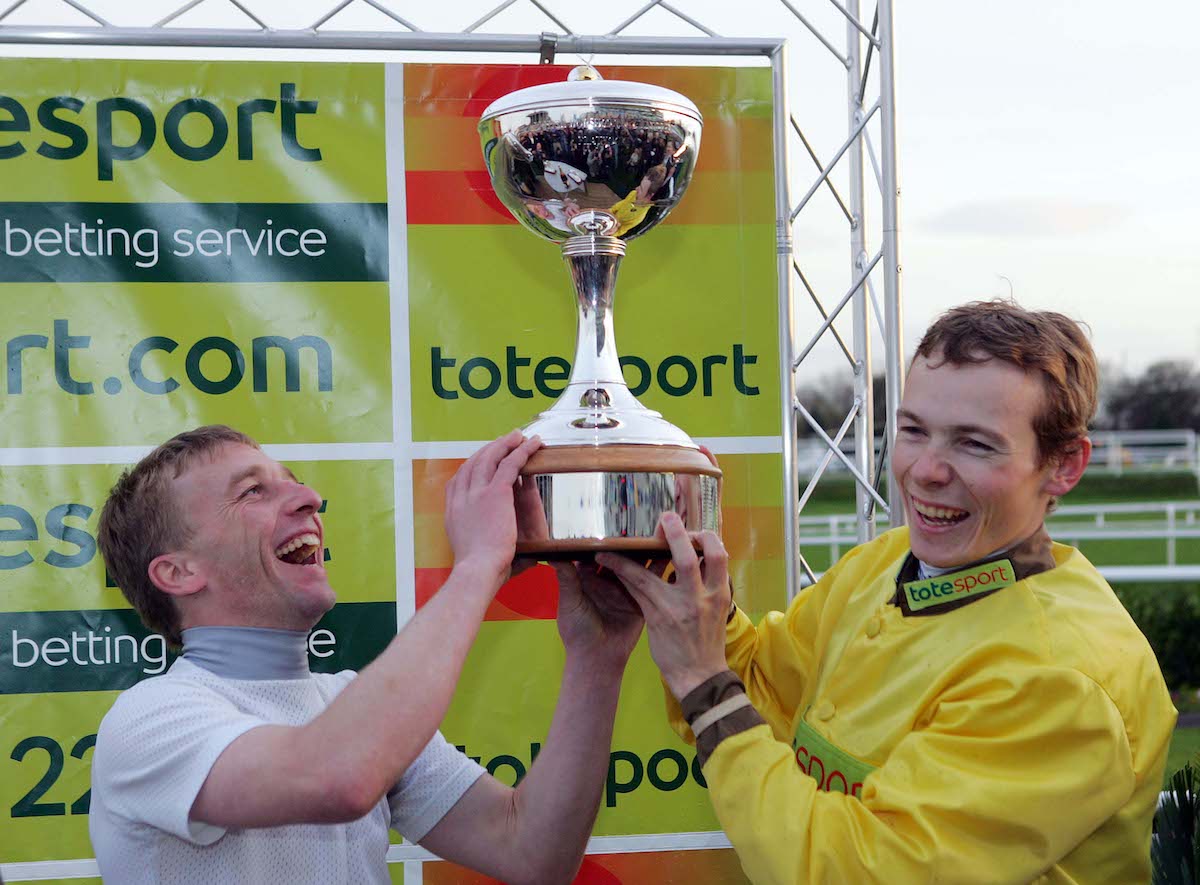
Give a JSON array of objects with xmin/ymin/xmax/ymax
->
[
  {"xmin": 98, "ymin": 425, "xmax": 258, "ymax": 647},
  {"xmin": 915, "ymin": 300, "xmax": 1098, "ymax": 463}
]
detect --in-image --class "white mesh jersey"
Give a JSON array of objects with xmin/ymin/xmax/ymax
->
[{"xmin": 89, "ymin": 658, "xmax": 485, "ymax": 884}]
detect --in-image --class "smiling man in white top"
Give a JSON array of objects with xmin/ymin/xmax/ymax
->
[{"xmin": 89, "ymin": 425, "xmax": 642, "ymax": 885}]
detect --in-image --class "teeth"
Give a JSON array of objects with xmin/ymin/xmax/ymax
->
[
  {"xmin": 913, "ymin": 501, "xmax": 967, "ymax": 520},
  {"xmin": 274, "ymin": 533, "xmax": 320, "ymax": 558}
]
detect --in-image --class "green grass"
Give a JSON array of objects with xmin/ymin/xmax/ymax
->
[{"xmin": 1164, "ymin": 727, "xmax": 1200, "ymax": 789}]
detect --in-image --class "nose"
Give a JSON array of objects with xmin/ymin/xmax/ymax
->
[
  {"xmin": 287, "ymin": 480, "xmax": 324, "ymax": 515},
  {"xmin": 910, "ymin": 445, "xmax": 952, "ymax": 487}
]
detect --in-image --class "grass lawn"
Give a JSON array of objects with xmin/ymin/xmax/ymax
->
[{"xmin": 1164, "ymin": 726, "xmax": 1200, "ymax": 789}]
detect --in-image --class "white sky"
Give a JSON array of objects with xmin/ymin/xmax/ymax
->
[{"xmin": 1, "ymin": 0, "xmax": 1197, "ymax": 380}]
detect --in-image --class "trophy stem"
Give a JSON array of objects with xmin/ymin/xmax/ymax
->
[{"xmin": 562, "ymin": 234, "xmax": 627, "ymax": 396}]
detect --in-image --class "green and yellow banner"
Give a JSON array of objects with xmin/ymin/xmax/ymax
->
[{"xmin": 1, "ymin": 57, "xmax": 779, "ymax": 883}]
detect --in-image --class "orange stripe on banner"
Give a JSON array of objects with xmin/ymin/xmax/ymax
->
[
  {"xmin": 412, "ymin": 458, "xmax": 464, "ymax": 514},
  {"xmin": 413, "ymin": 513, "xmax": 452, "ymax": 568},
  {"xmin": 403, "ymin": 63, "xmax": 772, "ymax": 120},
  {"xmin": 406, "ymin": 170, "xmax": 772, "ymax": 226},
  {"xmin": 404, "ymin": 64, "xmax": 578, "ymax": 118},
  {"xmin": 415, "ymin": 563, "xmax": 560, "ymax": 621},
  {"xmin": 722, "ymin": 505, "xmax": 787, "ymax": 560},
  {"xmin": 404, "ymin": 114, "xmax": 772, "ymax": 173},
  {"xmin": 406, "ymin": 170, "xmax": 512, "ymax": 225}
]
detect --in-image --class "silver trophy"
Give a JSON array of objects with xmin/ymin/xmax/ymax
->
[{"xmin": 479, "ymin": 67, "xmax": 721, "ymax": 555}]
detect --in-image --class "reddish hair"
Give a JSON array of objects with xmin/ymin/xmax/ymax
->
[{"xmin": 915, "ymin": 300, "xmax": 1098, "ymax": 463}]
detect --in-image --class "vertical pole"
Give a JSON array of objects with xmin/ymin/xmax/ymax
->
[
  {"xmin": 1167, "ymin": 504, "xmax": 1177, "ymax": 567},
  {"xmin": 877, "ymin": 0, "xmax": 905, "ymax": 524},
  {"xmin": 846, "ymin": 0, "xmax": 875, "ymax": 545},
  {"xmin": 772, "ymin": 44, "xmax": 800, "ymax": 601}
]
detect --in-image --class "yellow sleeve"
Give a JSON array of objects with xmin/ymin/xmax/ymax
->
[
  {"xmin": 666, "ymin": 555, "xmax": 849, "ymax": 744},
  {"xmin": 701, "ymin": 665, "xmax": 1135, "ymax": 884}
]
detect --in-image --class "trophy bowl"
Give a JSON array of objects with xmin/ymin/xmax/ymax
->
[{"xmin": 478, "ymin": 67, "xmax": 721, "ymax": 556}]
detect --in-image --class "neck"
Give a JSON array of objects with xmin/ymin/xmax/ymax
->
[
  {"xmin": 915, "ymin": 524, "xmax": 1054, "ymax": 582},
  {"xmin": 182, "ymin": 625, "xmax": 311, "ymax": 680}
]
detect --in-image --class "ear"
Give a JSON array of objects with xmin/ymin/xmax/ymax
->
[
  {"xmin": 1042, "ymin": 437, "xmax": 1092, "ymax": 498},
  {"xmin": 147, "ymin": 552, "xmax": 207, "ymax": 599}
]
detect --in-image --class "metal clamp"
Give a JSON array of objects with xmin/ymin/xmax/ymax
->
[{"xmin": 539, "ymin": 31, "xmax": 557, "ymax": 64}]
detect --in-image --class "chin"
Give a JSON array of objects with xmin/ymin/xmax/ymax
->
[
  {"xmin": 908, "ymin": 530, "xmax": 971, "ymax": 569},
  {"xmin": 912, "ymin": 547, "xmax": 963, "ymax": 569},
  {"xmin": 310, "ymin": 588, "xmax": 337, "ymax": 616}
]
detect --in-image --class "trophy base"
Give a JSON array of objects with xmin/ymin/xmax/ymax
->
[{"xmin": 516, "ymin": 444, "xmax": 722, "ymax": 556}]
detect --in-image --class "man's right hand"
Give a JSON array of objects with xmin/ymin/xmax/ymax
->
[{"xmin": 444, "ymin": 430, "xmax": 542, "ymax": 591}]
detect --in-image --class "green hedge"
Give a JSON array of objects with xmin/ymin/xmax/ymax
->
[
  {"xmin": 1068, "ymin": 470, "xmax": 1200, "ymax": 503},
  {"xmin": 1114, "ymin": 583, "xmax": 1200, "ymax": 690}
]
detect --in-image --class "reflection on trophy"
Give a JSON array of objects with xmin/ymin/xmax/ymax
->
[{"xmin": 478, "ymin": 66, "xmax": 721, "ymax": 555}]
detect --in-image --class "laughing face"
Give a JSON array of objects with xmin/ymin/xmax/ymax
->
[
  {"xmin": 891, "ymin": 353, "xmax": 1073, "ymax": 568},
  {"xmin": 163, "ymin": 442, "xmax": 334, "ymax": 631}
]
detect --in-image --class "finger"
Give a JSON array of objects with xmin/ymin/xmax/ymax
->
[
  {"xmin": 594, "ymin": 553, "xmax": 663, "ymax": 614},
  {"xmin": 514, "ymin": 476, "xmax": 549, "ymax": 541},
  {"xmin": 469, "ymin": 429, "xmax": 526, "ymax": 486},
  {"xmin": 551, "ymin": 561, "xmax": 582, "ymax": 602},
  {"xmin": 580, "ymin": 574, "xmax": 642, "ymax": 621},
  {"xmin": 697, "ymin": 445, "xmax": 720, "ymax": 470},
  {"xmin": 454, "ymin": 440, "xmax": 490, "ymax": 491},
  {"xmin": 696, "ymin": 530, "xmax": 729, "ymax": 594},
  {"xmin": 493, "ymin": 434, "xmax": 542, "ymax": 488},
  {"xmin": 659, "ymin": 512, "xmax": 702, "ymax": 581}
]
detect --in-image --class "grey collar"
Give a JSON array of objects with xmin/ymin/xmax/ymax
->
[{"xmin": 181, "ymin": 626, "xmax": 310, "ymax": 680}]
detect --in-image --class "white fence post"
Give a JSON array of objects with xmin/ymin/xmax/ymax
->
[{"xmin": 1167, "ymin": 504, "xmax": 1177, "ymax": 567}]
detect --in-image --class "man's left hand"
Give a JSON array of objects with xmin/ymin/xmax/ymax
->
[{"xmin": 597, "ymin": 513, "xmax": 731, "ymax": 700}]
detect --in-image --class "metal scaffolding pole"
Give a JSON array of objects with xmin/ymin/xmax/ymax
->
[
  {"xmin": 845, "ymin": 0, "xmax": 876, "ymax": 546},
  {"xmin": 772, "ymin": 43, "xmax": 800, "ymax": 601},
  {"xmin": 878, "ymin": 0, "xmax": 905, "ymax": 523}
]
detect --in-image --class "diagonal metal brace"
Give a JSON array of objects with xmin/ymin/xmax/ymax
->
[
  {"xmin": 791, "ymin": 116, "xmax": 852, "ymax": 225},
  {"xmin": 794, "ymin": 260, "xmax": 854, "ymax": 366},
  {"xmin": 796, "ymin": 399, "xmax": 890, "ymax": 514},
  {"xmin": 0, "ymin": 0, "xmax": 31, "ymax": 24},
  {"xmin": 793, "ymin": 249, "xmax": 882, "ymax": 368},
  {"xmin": 797, "ymin": 398, "xmax": 860, "ymax": 515},
  {"xmin": 827, "ymin": 0, "xmax": 880, "ymax": 47},
  {"xmin": 777, "ymin": 0, "xmax": 848, "ymax": 67},
  {"xmin": 791, "ymin": 99, "xmax": 879, "ymax": 222}
]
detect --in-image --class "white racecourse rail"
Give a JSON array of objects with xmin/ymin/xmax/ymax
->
[{"xmin": 799, "ymin": 501, "xmax": 1200, "ymax": 583}]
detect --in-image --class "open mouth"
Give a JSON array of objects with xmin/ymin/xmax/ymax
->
[
  {"xmin": 911, "ymin": 499, "xmax": 969, "ymax": 527},
  {"xmin": 274, "ymin": 532, "xmax": 322, "ymax": 566}
]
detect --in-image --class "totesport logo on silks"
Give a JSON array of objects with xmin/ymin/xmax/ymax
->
[
  {"xmin": 792, "ymin": 716, "xmax": 876, "ymax": 798},
  {"xmin": 902, "ymin": 559, "xmax": 1017, "ymax": 613}
]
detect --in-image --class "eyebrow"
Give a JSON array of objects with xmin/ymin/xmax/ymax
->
[{"xmin": 896, "ymin": 409, "xmax": 1009, "ymax": 446}]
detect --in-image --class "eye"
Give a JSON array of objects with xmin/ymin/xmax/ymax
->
[
  {"xmin": 898, "ymin": 424, "xmax": 926, "ymax": 438},
  {"xmin": 963, "ymin": 438, "xmax": 995, "ymax": 453},
  {"xmin": 238, "ymin": 484, "xmax": 262, "ymax": 499}
]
